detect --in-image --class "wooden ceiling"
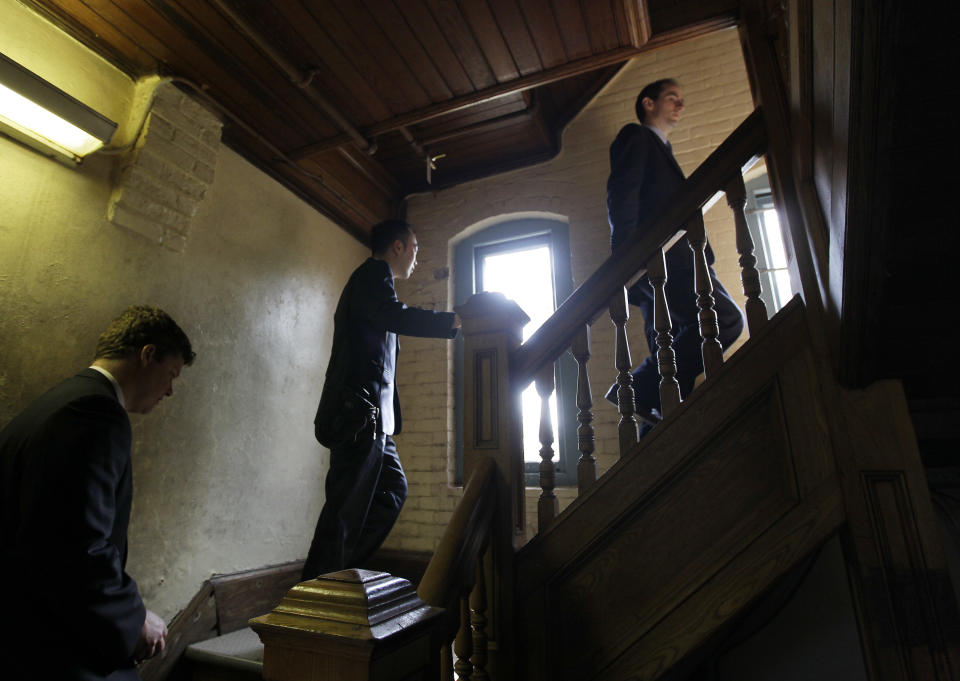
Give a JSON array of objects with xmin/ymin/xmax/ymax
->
[{"xmin": 21, "ymin": 0, "xmax": 738, "ymax": 242}]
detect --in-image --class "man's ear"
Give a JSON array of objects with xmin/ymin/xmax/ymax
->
[
  {"xmin": 139, "ymin": 344, "xmax": 157, "ymax": 366},
  {"xmin": 642, "ymin": 96, "xmax": 655, "ymax": 114}
]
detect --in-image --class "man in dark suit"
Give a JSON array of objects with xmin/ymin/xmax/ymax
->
[
  {"xmin": 304, "ymin": 219, "xmax": 460, "ymax": 580},
  {"xmin": 0, "ymin": 305, "xmax": 194, "ymax": 680},
  {"xmin": 605, "ymin": 78, "xmax": 744, "ymax": 426}
]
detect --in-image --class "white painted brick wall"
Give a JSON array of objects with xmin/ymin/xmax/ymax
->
[
  {"xmin": 389, "ymin": 29, "xmax": 757, "ymax": 550},
  {"xmin": 107, "ymin": 82, "xmax": 223, "ymax": 252}
]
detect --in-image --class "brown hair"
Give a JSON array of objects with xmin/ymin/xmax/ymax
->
[
  {"xmin": 94, "ymin": 305, "xmax": 195, "ymax": 365},
  {"xmin": 635, "ymin": 78, "xmax": 679, "ymax": 122}
]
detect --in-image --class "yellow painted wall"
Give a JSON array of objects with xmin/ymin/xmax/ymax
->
[{"xmin": 0, "ymin": 0, "xmax": 367, "ymax": 620}]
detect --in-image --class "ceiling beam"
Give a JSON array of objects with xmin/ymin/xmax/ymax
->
[
  {"xmin": 622, "ymin": 0, "xmax": 653, "ymax": 47},
  {"xmin": 290, "ymin": 8, "xmax": 736, "ymax": 162},
  {"xmin": 290, "ymin": 46, "xmax": 645, "ymax": 159}
]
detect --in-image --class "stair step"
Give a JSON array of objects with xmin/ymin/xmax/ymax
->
[{"xmin": 185, "ymin": 627, "xmax": 262, "ymax": 680}]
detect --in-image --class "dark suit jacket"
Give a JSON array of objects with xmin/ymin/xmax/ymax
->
[
  {"xmin": 0, "ymin": 369, "xmax": 144, "ymax": 680},
  {"xmin": 317, "ymin": 257, "xmax": 457, "ymax": 439},
  {"xmin": 606, "ymin": 123, "xmax": 714, "ymax": 309}
]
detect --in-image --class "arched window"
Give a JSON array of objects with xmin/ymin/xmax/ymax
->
[{"xmin": 453, "ymin": 217, "xmax": 577, "ymax": 486}]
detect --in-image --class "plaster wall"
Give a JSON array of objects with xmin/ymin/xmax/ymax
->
[
  {"xmin": 0, "ymin": 0, "xmax": 367, "ymax": 620},
  {"xmin": 394, "ymin": 28, "xmax": 758, "ymax": 547}
]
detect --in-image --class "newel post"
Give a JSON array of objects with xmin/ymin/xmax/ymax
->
[
  {"xmin": 455, "ymin": 291, "xmax": 529, "ymax": 680},
  {"xmin": 249, "ymin": 569, "xmax": 445, "ymax": 681}
]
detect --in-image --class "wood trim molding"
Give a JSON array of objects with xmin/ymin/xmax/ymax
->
[
  {"xmin": 138, "ymin": 579, "xmax": 219, "ymax": 681},
  {"xmin": 210, "ymin": 562, "xmax": 305, "ymax": 635}
]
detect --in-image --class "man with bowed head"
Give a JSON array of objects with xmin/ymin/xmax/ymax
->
[
  {"xmin": 0, "ymin": 305, "xmax": 195, "ymax": 679},
  {"xmin": 305, "ymin": 218, "xmax": 461, "ymax": 580},
  {"xmin": 605, "ymin": 78, "xmax": 744, "ymax": 431}
]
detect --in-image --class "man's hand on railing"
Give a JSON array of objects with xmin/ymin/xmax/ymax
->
[{"xmin": 135, "ymin": 608, "xmax": 167, "ymax": 662}]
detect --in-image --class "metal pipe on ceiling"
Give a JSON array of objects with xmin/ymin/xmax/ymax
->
[
  {"xmin": 397, "ymin": 127, "xmax": 425, "ymax": 160},
  {"xmin": 208, "ymin": 0, "xmax": 375, "ymax": 154}
]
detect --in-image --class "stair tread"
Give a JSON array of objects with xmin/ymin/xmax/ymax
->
[{"xmin": 185, "ymin": 626, "xmax": 263, "ymax": 670}]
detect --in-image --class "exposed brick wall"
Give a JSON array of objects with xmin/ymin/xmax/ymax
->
[
  {"xmin": 390, "ymin": 29, "xmax": 757, "ymax": 550},
  {"xmin": 107, "ymin": 82, "xmax": 222, "ymax": 252}
]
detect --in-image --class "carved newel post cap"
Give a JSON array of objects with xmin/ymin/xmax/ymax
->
[
  {"xmin": 250, "ymin": 570, "xmax": 444, "ymax": 681},
  {"xmin": 455, "ymin": 291, "xmax": 530, "ymax": 336},
  {"xmin": 250, "ymin": 569, "xmax": 440, "ymax": 642}
]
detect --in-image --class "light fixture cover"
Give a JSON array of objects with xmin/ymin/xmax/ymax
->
[{"xmin": 0, "ymin": 51, "xmax": 117, "ymax": 163}]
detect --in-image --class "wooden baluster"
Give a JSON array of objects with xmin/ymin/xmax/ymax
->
[
  {"xmin": 571, "ymin": 325, "xmax": 597, "ymax": 494},
  {"xmin": 609, "ymin": 286, "xmax": 639, "ymax": 456},
  {"xmin": 646, "ymin": 248, "xmax": 682, "ymax": 417},
  {"xmin": 442, "ymin": 642, "xmax": 454, "ymax": 681},
  {"xmin": 686, "ymin": 213, "xmax": 724, "ymax": 379},
  {"xmin": 469, "ymin": 558, "xmax": 489, "ymax": 681},
  {"xmin": 725, "ymin": 173, "xmax": 769, "ymax": 335},
  {"xmin": 536, "ymin": 364, "xmax": 558, "ymax": 531},
  {"xmin": 453, "ymin": 594, "xmax": 473, "ymax": 681}
]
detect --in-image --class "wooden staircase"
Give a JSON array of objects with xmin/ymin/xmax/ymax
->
[
  {"xmin": 513, "ymin": 297, "xmax": 841, "ymax": 680},
  {"xmin": 217, "ymin": 2, "xmax": 960, "ymax": 680},
  {"xmin": 426, "ymin": 2, "xmax": 960, "ymax": 677}
]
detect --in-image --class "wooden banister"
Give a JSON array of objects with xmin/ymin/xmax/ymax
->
[
  {"xmin": 417, "ymin": 456, "xmax": 496, "ymax": 612},
  {"xmin": 418, "ymin": 456, "xmax": 496, "ymax": 681},
  {"xmin": 511, "ymin": 109, "xmax": 766, "ymax": 389},
  {"xmin": 445, "ymin": 104, "xmax": 766, "ymax": 681}
]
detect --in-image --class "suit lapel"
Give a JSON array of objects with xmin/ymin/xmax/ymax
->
[{"xmin": 644, "ymin": 126, "xmax": 685, "ymax": 178}]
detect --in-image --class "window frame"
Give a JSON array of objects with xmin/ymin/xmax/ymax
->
[{"xmin": 744, "ymin": 175, "xmax": 792, "ymax": 314}]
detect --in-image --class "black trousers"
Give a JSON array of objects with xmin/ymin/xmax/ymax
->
[
  {"xmin": 606, "ymin": 267, "xmax": 744, "ymax": 415},
  {"xmin": 301, "ymin": 433, "xmax": 407, "ymax": 580}
]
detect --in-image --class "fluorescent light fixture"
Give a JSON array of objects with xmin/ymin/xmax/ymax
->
[{"xmin": 0, "ymin": 51, "xmax": 117, "ymax": 164}]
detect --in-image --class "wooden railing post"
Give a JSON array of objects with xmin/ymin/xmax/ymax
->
[
  {"xmin": 609, "ymin": 286, "xmax": 639, "ymax": 456},
  {"xmin": 469, "ymin": 557, "xmax": 490, "ymax": 681},
  {"xmin": 571, "ymin": 325, "xmax": 598, "ymax": 494},
  {"xmin": 535, "ymin": 364, "xmax": 558, "ymax": 531},
  {"xmin": 455, "ymin": 291, "xmax": 529, "ymax": 680},
  {"xmin": 686, "ymin": 213, "xmax": 725, "ymax": 379},
  {"xmin": 726, "ymin": 173, "xmax": 769, "ymax": 334},
  {"xmin": 250, "ymin": 571, "xmax": 444, "ymax": 681},
  {"xmin": 646, "ymin": 247, "xmax": 682, "ymax": 417},
  {"xmin": 454, "ymin": 595, "xmax": 473, "ymax": 681}
]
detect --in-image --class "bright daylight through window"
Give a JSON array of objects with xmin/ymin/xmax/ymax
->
[{"xmin": 753, "ymin": 196, "xmax": 794, "ymax": 311}]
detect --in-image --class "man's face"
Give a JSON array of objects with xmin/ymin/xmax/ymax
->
[
  {"xmin": 131, "ymin": 348, "xmax": 184, "ymax": 414},
  {"xmin": 396, "ymin": 232, "xmax": 419, "ymax": 280},
  {"xmin": 646, "ymin": 85, "xmax": 685, "ymax": 131}
]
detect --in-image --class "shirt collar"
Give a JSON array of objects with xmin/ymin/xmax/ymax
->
[
  {"xmin": 643, "ymin": 123, "xmax": 669, "ymax": 146},
  {"xmin": 89, "ymin": 365, "xmax": 126, "ymax": 409}
]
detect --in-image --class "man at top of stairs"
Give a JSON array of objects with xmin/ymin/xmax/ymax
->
[{"xmin": 604, "ymin": 78, "xmax": 744, "ymax": 431}]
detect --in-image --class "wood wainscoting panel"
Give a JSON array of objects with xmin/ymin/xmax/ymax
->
[
  {"xmin": 830, "ymin": 380, "xmax": 960, "ymax": 680},
  {"xmin": 534, "ymin": 380, "xmax": 800, "ymax": 680},
  {"xmin": 474, "ymin": 349, "xmax": 500, "ymax": 448},
  {"xmin": 210, "ymin": 561, "xmax": 305, "ymax": 634},
  {"xmin": 513, "ymin": 300, "xmax": 849, "ymax": 681},
  {"xmin": 599, "ymin": 479, "xmax": 844, "ymax": 681},
  {"xmin": 860, "ymin": 471, "xmax": 948, "ymax": 677}
]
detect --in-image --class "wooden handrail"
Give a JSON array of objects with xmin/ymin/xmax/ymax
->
[
  {"xmin": 417, "ymin": 455, "xmax": 496, "ymax": 612},
  {"xmin": 510, "ymin": 108, "xmax": 767, "ymax": 389}
]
